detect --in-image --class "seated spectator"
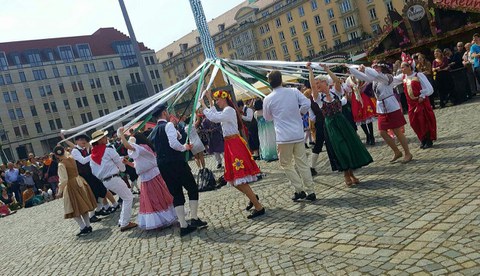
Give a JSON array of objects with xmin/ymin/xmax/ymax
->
[
  {"xmin": 22, "ymin": 188, "xmax": 43, "ymax": 208},
  {"xmin": 0, "ymin": 185, "xmax": 21, "ymax": 210}
]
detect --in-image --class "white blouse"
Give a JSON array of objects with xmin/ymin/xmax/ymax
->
[
  {"xmin": 313, "ymin": 88, "xmax": 347, "ymax": 109},
  {"xmin": 392, "ymin": 72, "xmax": 434, "ymax": 98},
  {"xmin": 127, "ymin": 143, "xmax": 160, "ymax": 182},
  {"xmin": 349, "ymin": 67, "xmax": 400, "ymax": 114},
  {"xmin": 203, "ymin": 106, "xmax": 239, "ymax": 137}
]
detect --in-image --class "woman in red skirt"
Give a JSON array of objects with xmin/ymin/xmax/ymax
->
[{"xmin": 200, "ymin": 90, "xmax": 265, "ymax": 219}]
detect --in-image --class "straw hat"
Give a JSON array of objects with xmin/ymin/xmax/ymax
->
[{"xmin": 90, "ymin": 130, "xmax": 109, "ymax": 144}]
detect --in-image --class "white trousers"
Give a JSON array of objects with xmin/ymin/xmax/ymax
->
[
  {"xmin": 103, "ymin": 177, "xmax": 133, "ymax": 227},
  {"xmin": 277, "ymin": 142, "xmax": 315, "ymax": 194}
]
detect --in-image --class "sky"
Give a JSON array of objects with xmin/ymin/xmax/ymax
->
[{"xmin": 0, "ymin": 0, "xmax": 245, "ymax": 51}]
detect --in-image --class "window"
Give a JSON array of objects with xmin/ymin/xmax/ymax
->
[
  {"xmin": 100, "ymin": 94, "xmax": 106, "ymax": 103},
  {"xmin": 39, "ymin": 86, "xmax": 46, "ymax": 97},
  {"xmin": 271, "ymin": 49, "xmax": 277, "ymax": 59},
  {"xmin": 24, "ymin": 88, "xmax": 32, "ymax": 99},
  {"xmin": 109, "ymin": 61, "xmax": 115, "ymax": 70},
  {"xmin": 311, "ymin": 0, "xmax": 318, "ymax": 10},
  {"xmin": 52, "ymin": 67, "xmax": 60, "ymax": 77},
  {"xmin": 58, "ymin": 45, "xmax": 74, "ymax": 62},
  {"xmin": 8, "ymin": 109, "xmax": 16, "ymax": 120},
  {"xmin": 372, "ymin": 24, "xmax": 381, "ymax": 34},
  {"xmin": 305, "ymin": 35, "xmax": 313, "ymax": 46},
  {"xmin": 296, "ymin": 54, "xmax": 303, "ymax": 61},
  {"xmin": 99, "ymin": 109, "xmax": 104, "ymax": 117},
  {"xmin": 81, "ymin": 114, "xmax": 87, "ymax": 124},
  {"xmin": 89, "ymin": 63, "xmax": 96, "ymax": 72},
  {"xmin": 90, "ymin": 79, "xmax": 96, "ymax": 89},
  {"xmin": 21, "ymin": 125, "xmax": 29, "ymax": 136},
  {"xmin": 44, "ymin": 103, "xmax": 51, "ymax": 113},
  {"xmin": 64, "ymin": 99, "xmax": 70, "ymax": 110},
  {"xmin": 150, "ymin": 56, "xmax": 155, "ymax": 64},
  {"xmin": 4, "ymin": 74, "xmax": 12, "ymax": 84},
  {"xmin": 279, "ymin": 31, "xmax": 285, "ymax": 41},
  {"xmin": 114, "ymin": 76, "xmax": 120, "ymax": 85},
  {"xmin": 72, "ymin": 65, "xmax": 78, "ymax": 75},
  {"xmin": 33, "ymin": 69, "xmax": 47, "ymax": 80},
  {"xmin": 109, "ymin": 76, "xmax": 115, "ymax": 86},
  {"xmin": 318, "ymin": 29, "xmax": 325, "ymax": 40},
  {"xmin": 327, "ymin": 9, "xmax": 334, "ymax": 19},
  {"xmin": 369, "ymin": 8, "xmax": 377, "ymax": 20},
  {"xmin": 0, "ymin": 75, "xmax": 4, "ymax": 85},
  {"xmin": 331, "ymin": 24, "xmax": 339, "ymax": 35},
  {"xmin": 45, "ymin": 85, "xmax": 52, "ymax": 95},
  {"xmin": 308, "ymin": 48, "xmax": 315, "ymax": 57},
  {"xmin": 59, "ymin": 83, "xmax": 65, "ymax": 94},
  {"xmin": 150, "ymin": 70, "xmax": 155, "ymax": 79},
  {"xmin": 103, "ymin": 61, "xmax": 109, "ymax": 71},
  {"xmin": 78, "ymin": 81, "xmax": 84, "ymax": 91},
  {"xmin": 301, "ymin": 21, "xmax": 309, "ymax": 31},
  {"xmin": 82, "ymin": 96, "xmax": 89, "ymax": 107},
  {"xmin": 94, "ymin": 95, "xmax": 100, "ymax": 104},
  {"xmin": 86, "ymin": 112, "xmax": 93, "ymax": 121},
  {"xmin": 114, "ymin": 41, "xmax": 137, "ymax": 68},
  {"xmin": 290, "ymin": 26, "xmax": 297, "ymax": 36},
  {"xmin": 10, "ymin": 91, "xmax": 18, "ymax": 102},
  {"xmin": 293, "ymin": 40, "xmax": 301, "ymax": 51},
  {"xmin": 68, "ymin": 116, "xmax": 75, "ymax": 126},
  {"xmin": 95, "ymin": 78, "xmax": 102, "ymax": 88},
  {"xmin": 113, "ymin": 91, "xmax": 119, "ymax": 101},
  {"xmin": 14, "ymin": 126, "xmax": 21, "ymax": 137},
  {"xmin": 19, "ymin": 71, "xmax": 27, "ymax": 82},
  {"xmin": 55, "ymin": 119, "xmax": 62, "ymax": 129},
  {"xmin": 314, "ymin": 15, "xmax": 321, "ymax": 25},
  {"xmin": 0, "ymin": 52, "xmax": 8, "ymax": 70},
  {"xmin": 76, "ymin": 98, "xmax": 83, "ymax": 108},
  {"xmin": 349, "ymin": 31, "xmax": 358, "ymax": 40},
  {"xmin": 51, "ymin": 102, "xmax": 58, "ymax": 112},
  {"xmin": 49, "ymin": 120, "xmax": 56, "ymax": 131},
  {"xmin": 66, "ymin": 65, "xmax": 72, "ymax": 76},
  {"xmin": 340, "ymin": 0, "xmax": 352, "ymax": 13},
  {"xmin": 298, "ymin": 6, "xmax": 305, "ymax": 17},
  {"xmin": 334, "ymin": 39, "xmax": 342, "ymax": 45},
  {"xmin": 3, "ymin": 92, "xmax": 11, "ymax": 103},
  {"xmin": 77, "ymin": 44, "xmax": 92, "ymax": 60},
  {"xmin": 325, "ymin": 0, "xmax": 331, "ymax": 3},
  {"xmin": 386, "ymin": 1, "xmax": 394, "ymax": 11},
  {"xmin": 343, "ymin": 16, "xmax": 356, "ymax": 29},
  {"xmin": 155, "ymin": 70, "xmax": 160, "ymax": 78},
  {"xmin": 286, "ymin": 12, "xmax": 293, "ymax": 22},
  {"xmin": 119, "ymin": 90, "xmax": 125, "ymax": 100},
  {"xmin": 71, "ymin": 82, "xmax": 78, "ymax": 92},
  {"xmin": 15, "ymin": 108, "xmax": 23, "ymax": 119},
  {"xmin": 104, "ymin": 109, "xmax": 109, "ymax": 115},
  {"xmin": 282, "ymin": 44, "xmax": 289, "ymax": 55},
  {"xmin": 35, "ymin": 122, "xmax": 43, "ymax": 134},
  {"xmin": 26, "ymin": 51, "xmax": 42, "ymax": 66},
  {"xmin": 84, "ymin": 64, "xmax": 90, "ymax": 73},
  {"xmin": 275, "ymin": 18, "xmax": 282, "ymax": 28}
]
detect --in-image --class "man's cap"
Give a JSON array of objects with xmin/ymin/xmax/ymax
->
[
  {"xmin": 152, "ymin": 103, "xmax": 168, "ymax": 118},
  {"xmin": 74, "ymin": 134, "xmax": 90, "ymax": 141}
]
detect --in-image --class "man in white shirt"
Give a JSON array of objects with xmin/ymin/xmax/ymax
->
[
  {"xmin": 148, "ymin": 104, "xmax": 207, "ymax": 236},
  {"xmin": 263, "ymin": 71, "xmax": 316, "ymax": 201},
  {"xmin": 89, "ymin": 130, "xmax": 137, "ymax": 232}
]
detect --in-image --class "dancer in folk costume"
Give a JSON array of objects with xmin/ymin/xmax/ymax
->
[
  {"xmin": 237, "ymin": 100, "xmax": 260, "ymax": 160},
  {"xmin": 201, "ymin": 118, "xmax": 224, "ymax": 169},
  {"xmin": 184, "ymin": 116, "xmax": 206, "ymax": 171},
  {"xmin": 89, "ymin": 130, "xmax": 137, "ymax": 232},
  {"xmin": 307, "ymin": 63, "xmax": 373, "ymax": 186},
  {"xmin": 148, "ymin": 104, "xmax": 208, "ymax": 236},
  {"xmin": 118, "ymin": 128, "xmax": 177, "ymax": 230},
  {"xmin": 200, "ymin": 90, "xmax": 265, "ymax": 219},
  {"xmin": 348, "ymin": 62, "xmax": 413, "ymax": 164},
  {"xmin": 53, "ymin": 146, "xmax": 97, "ymax": 236},
  {"xmin": 345, "ymin": 75, "xmax": 377, "ymax": 145},
  {"xmin": 394, "ymin": 54, "xmax": 436, "ymax": 148},
  {"xmin": 253, "ymin": 98, "xmax": 278, "ymax": 162}
]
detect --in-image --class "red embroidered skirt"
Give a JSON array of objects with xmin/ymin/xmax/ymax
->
[
  {"xmin": 223, "ymin": 134, "xmax": 260, "ymax": 185},
  {"xmin": 377, "ymin": 109, "xmax": 406, "ymax": 131}
]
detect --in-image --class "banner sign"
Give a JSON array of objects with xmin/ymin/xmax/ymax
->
[{"xmin": 433, "ymin": 0, "xmax": 480, "ymax": 13}]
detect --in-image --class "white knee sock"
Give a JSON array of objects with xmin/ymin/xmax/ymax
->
[
  {"xmin": 175, "ymin": 206, "xmax": 188, "ymax": 228},
  {"xmin": 214, "ymin": 152, "xmax": 222, "ymax": 165},
  {"xmin": 190, "ymin": 200, "xmax": 199, "ymax": 220},
  {"xmin": 82, "ymin": 213, "xmax": 91, "ymax": 227},
  {"xmin": 95, "ymin": 198, "xmax": 104, "ymax": 212},
  {"xmin": 311, "ymin": 153, "xmax": 319, "ymax": 168},
  {"xmin": 73, "ymin": 216, "xmax": 86, "ymax": 229}
]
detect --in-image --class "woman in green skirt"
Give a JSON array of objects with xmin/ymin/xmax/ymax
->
[{"xmin": 307, "ymin": 63, "xmax": 373, "ymax": 186}]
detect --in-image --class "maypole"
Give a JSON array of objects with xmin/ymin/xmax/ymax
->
[{"xmin": 188, "ymin": 0, "xmax": 217, "ymax": 60}]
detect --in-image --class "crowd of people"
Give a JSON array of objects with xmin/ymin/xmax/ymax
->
[{"xmin": 1, "ymin": 34, "xmax": 477, "ymax": 238}]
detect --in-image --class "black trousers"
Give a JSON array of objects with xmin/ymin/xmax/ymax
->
[
  {"xmin": 158, "ymin": 161, "xmax": 199, "ymax": 207},
  {"xmin": 312, "ymin": 119, "xmax": 325, "ymax": 154}
]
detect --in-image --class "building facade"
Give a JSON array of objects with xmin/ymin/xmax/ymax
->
[
  {"xmin": 157, "ymin": 0, "xmax": 405, "ymax": 88},
  {"xmin": 0, "ymin": 28, "xmax": 164, "ymax": 161}
]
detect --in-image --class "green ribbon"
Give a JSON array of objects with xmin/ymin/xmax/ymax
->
[{"xmin": 213, "ymin": 61, "xmax": 266, "ymax": 99}]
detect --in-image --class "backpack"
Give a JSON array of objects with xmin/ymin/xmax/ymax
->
[{"xmin": 197, "ymin": 168, "xmax": 217, "ymax": 192}]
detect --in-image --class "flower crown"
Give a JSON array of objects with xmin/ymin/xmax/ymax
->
[{"xmin": 212, "ymin": 90, "xmax": 231, "ymax": 100}]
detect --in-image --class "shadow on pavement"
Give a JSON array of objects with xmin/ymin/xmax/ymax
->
[
  {"xmin": 352, "ymin": 178, "xmax": 447, "ymax": 191},
  {"xmin": 77, "ymin": 227, "xmax": 113, "ymax": 243},
  {"xmin": 309, "ymin": 195, "xmax": 401, "ymax": 209}
]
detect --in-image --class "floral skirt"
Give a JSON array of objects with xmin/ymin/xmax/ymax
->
[{"xmin": 224, "ymin": 135, "xmax": 261, "ymax": 186}]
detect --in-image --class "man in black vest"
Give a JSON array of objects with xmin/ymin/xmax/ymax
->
[
  {"xmin": 237, "ymin": 100, "xmax": 260, "ymax": 160},
  {"xmin": 148, "ymin": 104, "xmax": 207, "ymax": 236}
]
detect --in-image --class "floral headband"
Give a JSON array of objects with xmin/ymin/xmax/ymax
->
[{"xmin": 212, "ymin": 90, "xmax": 231, "ymax": 100}]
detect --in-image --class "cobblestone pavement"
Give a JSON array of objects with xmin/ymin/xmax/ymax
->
[{"xmin": 1, "ymin": 99, "xmax": 480, "ymax": 275}]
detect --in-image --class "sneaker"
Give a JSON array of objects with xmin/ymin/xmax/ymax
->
[
  {"xmin": 310, "ymin": 168, "xmax": 318, "ymax": 176},
  {"xmin": 120, "ymin": 222, "xmax": 138, "ymax": 232},
  {"xmin": 190, "ymin": 218, "xmax": 208, "ymax": 228},
  {"xmin": 292, "ymin": 191, "xmax": 306, "ymax": 201},
  {"xmin": 76, "ymin": 227, "xmax": 90, "ymax": 236},
  {"xmin": 86, "ymin": 226, "xmax": 93, "ymax": 233},
  {"xmin": 247, "ymin": 208, "xmax": 265, "ymax": 219},
  {"xmin": 305, "ymin": 193, "xmax": 317, "ymax": 201},
  {"xmin": 180, "ymin": 225, "xmax": 198, "ymax": 237},
  {"xmin": 89, "ymin": 215, "xmax": 102, "ymax": 223}
]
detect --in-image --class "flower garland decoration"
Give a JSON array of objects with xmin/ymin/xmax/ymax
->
[{"xmin": 212, "ymin": 90, "xmax": 231, "ymax": 100}]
